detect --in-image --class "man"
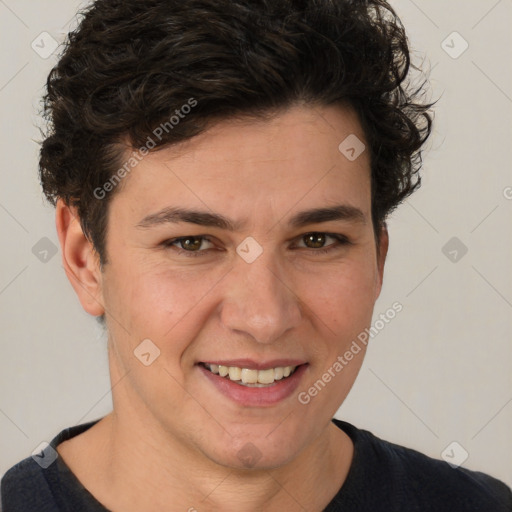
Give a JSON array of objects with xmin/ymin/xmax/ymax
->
[{"xmin": 2, "ymin": 0, "xmax": 511, "ymax": 510}]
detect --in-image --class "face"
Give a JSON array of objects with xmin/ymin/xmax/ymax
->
[{"xmin": 84, "ymin": 105, "xmax": 386, "ymax": 469}]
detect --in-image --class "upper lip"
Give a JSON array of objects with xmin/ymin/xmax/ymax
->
[{"xmin": 199, "ymin": 359, "xmax": 307, "ymax": 370}]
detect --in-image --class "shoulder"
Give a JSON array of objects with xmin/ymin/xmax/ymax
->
[
  {"xmin": 375, "ymin": 434, "xmax": 511, "ymax": 510},
  {"xmin": 332, "ymin": 420, "xmax": 512, "ymax": 511},
  {"xmin": 1, "ymin": 455, "xmax": 59, "ymax": 512},
  {"xmin": 1, "ymin": 419, "xmax": 102, "ymax": 512}
]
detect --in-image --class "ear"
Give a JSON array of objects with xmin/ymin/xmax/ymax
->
[
  {"xmin": 55, "ymin": 199, "xmax": 105, "ymax": 317},
  {"xmin": 374, "ymin": 223, "xmax": 389, "ymax": 300}
]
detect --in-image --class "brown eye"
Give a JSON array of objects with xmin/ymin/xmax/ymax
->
[
  {"xmin": 163, "ymin": 235, "xmax": 215, "ymax": 257},
  {"xmin": 295, "ymin": 232, "xmax": 351, "ymax": 255},
  {"xmin": 303, "ymin": 233, "xmax": 327, "ymax": 249},
  {"xmin": 178, "ymin": 236, "xmax": 204, "ymax": 251}
]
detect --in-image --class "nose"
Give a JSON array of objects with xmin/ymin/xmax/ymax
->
[{"xmin": 219, "ymin": 251, "xmax": 302, "ymax": 345}]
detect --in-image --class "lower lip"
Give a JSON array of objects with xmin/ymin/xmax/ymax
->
[{"xmin": 198, "ymin": 364, "xmax": 308, "ymax": 407}]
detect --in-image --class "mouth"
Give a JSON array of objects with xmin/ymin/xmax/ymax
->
[
  {"xmin": 197, "ymin": 360, "xmax": 308, "ymax": 406},
  {"xmin": 200, "ymin": 362, "xmax": 299, "ymax": 387}
]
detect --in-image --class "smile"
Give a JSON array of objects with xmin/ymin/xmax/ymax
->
[{"xmin": 202, "ymin": 363, "xmax": 298, "ymax": 387}]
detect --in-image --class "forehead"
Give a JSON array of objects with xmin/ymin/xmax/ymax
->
[{"xmin": 112, "ymin": 104, "xmax": 371, "ymax": 223}]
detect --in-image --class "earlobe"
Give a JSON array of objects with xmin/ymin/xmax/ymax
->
[{"xmin": 55, "ymin": 199, "xmax": 105, "ymax": 317}]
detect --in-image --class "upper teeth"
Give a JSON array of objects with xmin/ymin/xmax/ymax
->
[{"xmin": 205, "ymin": 364, "xmax": 297, "ymax": 385}]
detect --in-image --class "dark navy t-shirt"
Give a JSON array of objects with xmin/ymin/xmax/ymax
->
[{"xmin": 2, "ymin": 418, "xmax": 511, "ymax": 511}]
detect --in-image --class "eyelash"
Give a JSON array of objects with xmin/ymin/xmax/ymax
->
[{"xmin": 161, "ymin": 232, "xmax": 352, "ymax": 258}]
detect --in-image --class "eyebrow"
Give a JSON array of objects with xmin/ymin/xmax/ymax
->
[{"xmin": 136, "ymin": 204, "xmax": 366, "ymax": 231}]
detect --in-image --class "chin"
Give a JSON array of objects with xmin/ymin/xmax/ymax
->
[
  {"xmin": 213, "ymin": 447, "xmax": 294, "ymax": 471},
  {"xmin": 202, "ymin": 429, "xmax": 304, "ymax": 471}
]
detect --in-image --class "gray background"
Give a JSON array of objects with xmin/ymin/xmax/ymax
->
[{"xmin": 1, "ymin": 0, "xmax": 511, "ymax": 487}]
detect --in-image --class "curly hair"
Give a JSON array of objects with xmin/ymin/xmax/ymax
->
[{"xmin": 39, "ymin": 0, "xmax": 433, "ymax": 265}]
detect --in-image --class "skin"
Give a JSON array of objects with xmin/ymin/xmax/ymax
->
[{"xmin": 55, "ymin": 104, "xmax": 388, "ymax": 512}]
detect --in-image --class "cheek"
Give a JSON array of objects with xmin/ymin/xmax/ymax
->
[
  {"xmin": 305, "ymin": 258, "xmax": 379, "ymax": 338},
  {"xmin": 103, "ymin": 262, "xmax": 223, "ymax": 350}
]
